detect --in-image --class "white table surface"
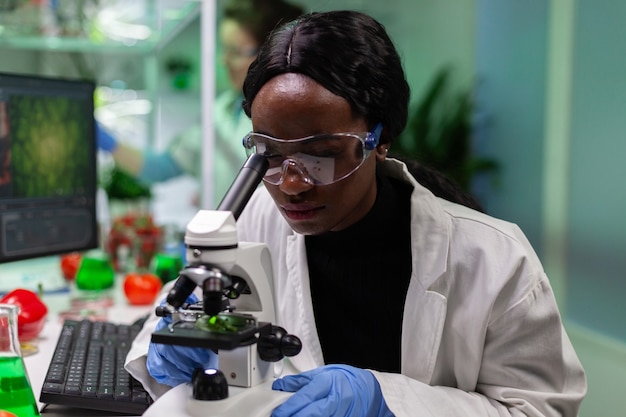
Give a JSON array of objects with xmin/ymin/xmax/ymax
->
[{"xmin": 23, "ymin": 279, "xmax": 153, "ymax": 417}]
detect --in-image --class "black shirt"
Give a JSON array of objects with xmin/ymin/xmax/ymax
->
[{"xmin": 306, "ymin": 172, "xmax": 413, "ymax": 372}]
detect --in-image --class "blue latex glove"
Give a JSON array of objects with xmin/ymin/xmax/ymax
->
[
  {"xmin": 146, "ymin": 294, "xmax": 218, "ymax": 387},
  {"xmin": 96, "ymin": 122, "xmax": 118, "ymax": 152},
  {"xmin": 271, "ymin": 364, "xmax": 395, "ymax": 417}
]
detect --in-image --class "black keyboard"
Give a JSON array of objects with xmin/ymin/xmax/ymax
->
[{"xmin": 40, "ymin": 319, "xmax": 153, "ymax": 415}]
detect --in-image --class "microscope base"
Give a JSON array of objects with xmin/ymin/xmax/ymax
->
[{"xmin": 142, "ymin": 380, "xmax": 292, "ymax": 417}]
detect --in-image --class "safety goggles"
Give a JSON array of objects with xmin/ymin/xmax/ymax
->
[{"xmin": 242, "ymin": 123, "xmax": 383, "ymax": 186}]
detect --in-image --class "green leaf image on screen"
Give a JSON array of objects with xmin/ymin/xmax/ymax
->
[{"xmin": 8, "ymin": 95, "xmax": 92, "ymax": 198}]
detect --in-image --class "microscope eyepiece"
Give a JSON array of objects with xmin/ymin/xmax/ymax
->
[{"xmin": 217, "ymin": 153, "xmax": 269, "ymax": 220}]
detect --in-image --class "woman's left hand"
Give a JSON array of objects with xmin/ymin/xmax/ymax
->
[{"xmin": 271, "ymin": 364, "xmax": 395, "ymax": 417}]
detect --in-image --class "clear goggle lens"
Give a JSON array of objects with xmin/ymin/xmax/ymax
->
[{"xmin": 242, "ymin": 123, "xmax": 382, "ymax": 186}]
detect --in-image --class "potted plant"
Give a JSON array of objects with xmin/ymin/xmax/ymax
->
[{"xmin": 392, "ymin": 66, "xmax": 499, "ymax": 193}]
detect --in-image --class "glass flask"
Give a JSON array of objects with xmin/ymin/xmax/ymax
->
[
  {"xmin": 0, "ymin": 304, "xmax": 40, "ymax": 417},
  {"xmin": 75, "ymin": 252, "xmax": 115, "ymax": 291}
]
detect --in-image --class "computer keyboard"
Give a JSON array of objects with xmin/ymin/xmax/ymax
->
[{"xmin": 39, "ymin": 319, "xmax": 153, "ymax": 415}]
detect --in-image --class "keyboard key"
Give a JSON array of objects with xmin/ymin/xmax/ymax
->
[
  {"xmin": 43, "ymin": 382, "xmax": 62, "ymax": 393},
  {"xmin": 132, "ymin": 391, "xmax": 148, "ymax": 403},
  {"xmin": 97, "ymin": 386, "xmax": 114, "ymax": 399},
  {"xmin": 64, "ymin": 385, "xmax": 81, "ymax": 395},
  {"xmin": 81, "ymin": 385, "xmax": 97, "ymax": 396},
  {"xmin": 115, "ymin": 386, "xmax": 131, "ymax": 401}
]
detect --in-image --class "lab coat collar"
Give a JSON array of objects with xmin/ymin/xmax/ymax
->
[
  {"xmin": 380, "ymin": 159, "xmax": 450, "ymax": 290},
  {"xmin": 380, "ymin": 159, "xmax": 451, "ymax": 382},
  {"xmin": 283, "ymin": 232, "xmax": 325, "ymax": 372}
]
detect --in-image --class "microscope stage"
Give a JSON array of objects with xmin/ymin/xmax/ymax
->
[{"xmin": 152, "ymin": 320, "xmax": 270, "ymax": 350}]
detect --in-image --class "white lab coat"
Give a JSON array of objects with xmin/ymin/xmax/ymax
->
[
  {"xmin": 126, "ymin": 158, "xmax": 586, "ymax": 416},
  {"xmin": 234, "ymin": 159, "xmax": 587, "ymax": 416}
]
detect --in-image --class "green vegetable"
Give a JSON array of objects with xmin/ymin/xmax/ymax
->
[
  {"xmin": 103, "ymin": 167, "xmax": 152, "ymax": 200},
  {"xmin": 195, "ymin": 314, "xmax": 251, "ymax": 334}
]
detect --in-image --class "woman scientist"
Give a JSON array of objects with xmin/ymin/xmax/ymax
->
[{"xmin": 127, "ymin": 10, "xmax": 587, "ymax": 417}]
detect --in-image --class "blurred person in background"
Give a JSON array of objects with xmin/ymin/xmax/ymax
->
[{"xmin": 97, "ymin": 0, "xmax": 304, "ymax": 206}]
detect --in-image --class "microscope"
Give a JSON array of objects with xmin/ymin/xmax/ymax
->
[{"xmin": 145, "ymin": 154, "xmax": 302, "ymax": 417}]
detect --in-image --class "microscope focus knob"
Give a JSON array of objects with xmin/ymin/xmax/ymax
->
[
  {"xmin": 281, "ymin": 334, "xmax": 303, "ymax": 357},
  {"xmin": 192, "ymin": 368, "xmax": 229, "ymax": 400},
  {"xmin": 258, "ymin": 325, "xmax": 303, "ymax": 362}
]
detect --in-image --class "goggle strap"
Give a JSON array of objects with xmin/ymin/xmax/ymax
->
[{"xmin": 364, "ymin": 122, "xmax": 383, "ymax": 150}]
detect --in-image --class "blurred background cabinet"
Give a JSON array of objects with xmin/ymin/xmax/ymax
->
[{"xmin": 0, "ymin": 0, "xmax": 205, "ymax": 229}]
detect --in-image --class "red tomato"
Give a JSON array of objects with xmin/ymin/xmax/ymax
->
[
  {"xmin": 0, "ymin": 288, "xmax": 48, "ymax": 341},
  {"xmin": 60, "ymin": 252, "xmax": 82, "ymax": 281},
  {"xmin": 0, "ymin": 411, "xmax": 18, "ymax": 417},
  {"xmin": 123, "ymin": 272, "xmax": 162, "ymax": 305}
]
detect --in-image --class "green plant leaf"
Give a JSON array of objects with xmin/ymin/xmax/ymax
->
[{"xmin": 395, "ymin": 66, "xmax": 499, "ymax": 192}]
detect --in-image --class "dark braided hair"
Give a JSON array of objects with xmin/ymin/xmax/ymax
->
[
  {"xmin": 243, "ymin": 10, "xmax": 410, "ymax": 146},
  {"xmin": 393, "ymin": 155, "xmax": 486, "ymax": 213}
]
